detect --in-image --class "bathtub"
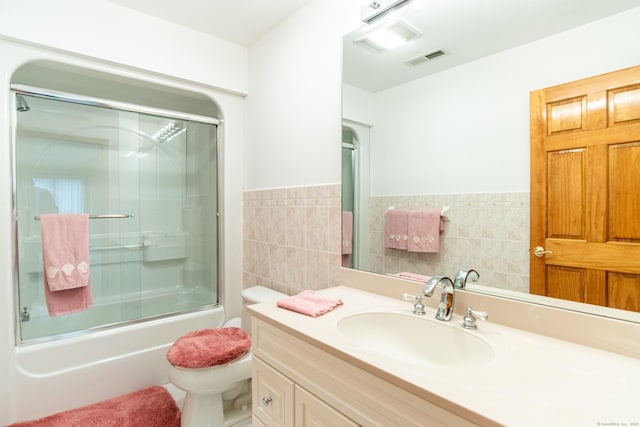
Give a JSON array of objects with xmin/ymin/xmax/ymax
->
[
  {"xmin": 13, "ymin": 305, "xmax": 224, "ymax": 422},
  {"xmin": 19, "ymin": 287, "xmax": 218, "ymax": 342}
]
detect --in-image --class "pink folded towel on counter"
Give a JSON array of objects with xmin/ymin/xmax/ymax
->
[
  {"xmin": 384, "ymin": 209, "xmax": 409, "ymax": 250},
  {"xmin": 388, "ymin": 272, "xmax": 432, "ymax": 282},
  {"xmin": 277, "ymin": 290, "xmax": 343, "ymax": 317},
  {"xmin": 40, "ymin": 213, "xmax": 93, "ymax": 316},
  {"xmin": 407, "ymin": 208, "xmax": 444, "ymax": 253}
]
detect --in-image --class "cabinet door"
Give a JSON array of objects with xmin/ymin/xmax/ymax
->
[
  {"xmin": 253, "ymin": 357, "xmax": 295, "ymax": 427},
  {"xmin": 253, "ymin": 415, "xmax": 269, "ymax": 427},
  {"xmin": 295, "ymin": 386, "xmax": 359, "ymax": 427}
]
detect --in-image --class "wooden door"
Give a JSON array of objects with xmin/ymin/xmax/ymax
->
[{"xmin": 530, "ymin": 65, "xmax": 640, "ymax": 312}]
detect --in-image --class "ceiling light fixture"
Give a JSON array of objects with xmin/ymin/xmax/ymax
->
[{"xmin": 355, "ymin": 19, "xmax": 422, "ymax": 52}]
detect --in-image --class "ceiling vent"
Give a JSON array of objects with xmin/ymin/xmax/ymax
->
[{"xmin": 405, "ymin": 49, "xmax": 446, "ymax": 66}]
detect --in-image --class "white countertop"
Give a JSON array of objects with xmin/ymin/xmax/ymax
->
[{"xmin": 249, "ymin": 286, "xmax": 640, "ymax": 427}]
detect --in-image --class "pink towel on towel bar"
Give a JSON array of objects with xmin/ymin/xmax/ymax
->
[
  {"xmin": 384, "ymin": 209, "xmax": 409, "ymax": 250},
  {"xmin": 40, "ymin": 213, "xmax": 93, "ymax": 316},
  {"xmin": 407, "ymin": 209, "xmax": 444, "ymax": 253},
  {"xmin": 277, "ymin": 290, "xmax": 343, "ymax": 317}
]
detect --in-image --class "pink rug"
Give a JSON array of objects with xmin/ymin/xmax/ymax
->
[{"xmin": 8, "ymin": 386, "xmax": 180, "ymax": 427}]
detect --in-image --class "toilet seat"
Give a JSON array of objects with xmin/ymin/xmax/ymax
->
[{"xmin": 166, "ymin": 327, "xmax": 251, "ymax": 369}]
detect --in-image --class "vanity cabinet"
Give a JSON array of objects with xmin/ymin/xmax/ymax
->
[
  {"xmin": 253, "ymin": 357, "xmax": 358, "ymax": 427},
  {"xmin": 251, "ymin": 316, "xmax": 484, "ymax": 427}
]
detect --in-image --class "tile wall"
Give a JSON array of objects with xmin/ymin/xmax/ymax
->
[
  {"xmin": 243, "ymin": 187, "xmax": 530, "ymax": 295},
  {"xmin": 367, "ymin": 192, "xmax": 530, "ymax": 293},
  {"xmin": 242, "ymin": 184, "xmax": 343, "ymax": 295}
]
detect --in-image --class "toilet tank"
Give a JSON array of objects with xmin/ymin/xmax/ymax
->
[{"xmin": 240, "ymin": 286, "xmax": 287, "ymax": 334}]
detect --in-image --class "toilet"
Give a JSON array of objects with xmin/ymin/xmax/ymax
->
[{"xmin": 167, "ymin": 286, "xmax": 287, "ymax": 427}]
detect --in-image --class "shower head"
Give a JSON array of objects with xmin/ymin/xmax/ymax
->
[{"xmin": 16, "ymin": 94, "xmax": 30, "ymax": 112}]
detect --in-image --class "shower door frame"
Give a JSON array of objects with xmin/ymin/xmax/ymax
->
[{"xmin": 10, "ymin": 84, "xmax": 224, "ymax": 345}]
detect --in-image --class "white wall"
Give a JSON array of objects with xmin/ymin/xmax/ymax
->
[
  {"xmin": 343, "ymin": 7, "xmax": 640, "ymax": 195},
  {"xmin": 0, "ymin": 0, "xmax": 248, "ymax": 94},
  {"xmin": 0, "ymin": 1, "xmax": 247, "ymax": 423},
  {"xmin": 342, "ymin": 83, "xmax": 376, "ymax": 126},
  {"xmin": 244, "ymin": 0, "xmax": 362, "ymax": 190}
]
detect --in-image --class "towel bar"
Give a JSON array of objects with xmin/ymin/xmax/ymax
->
[
  {"xmin": 33, "ymin": 213, "xmax": 134, "ymax": 220},
  {"xmin": 386, "ymin": 206, "xmax": 450, "ymax": 220}
]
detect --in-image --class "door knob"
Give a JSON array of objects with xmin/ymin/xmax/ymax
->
[{"xmin": 533, "ymin": 246, "xmax": 552, "ymax": 257}]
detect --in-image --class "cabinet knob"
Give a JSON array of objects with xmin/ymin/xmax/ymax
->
[{"xmin": 262, "ymin": 396, "xmax": 273, "ymax": 407}]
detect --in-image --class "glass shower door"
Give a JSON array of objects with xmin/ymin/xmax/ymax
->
[{"xmin": 14, "ymin": 90, "xmax": 219, "ymax": 343}]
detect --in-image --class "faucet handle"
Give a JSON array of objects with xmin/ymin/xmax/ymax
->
[
  {"xmin": 462, "ymin": 307, "xmax": 488, "ymax": 330},
  {"xmin": 402, "ymin": 293, "xmax": 426, "ymax": 316}
]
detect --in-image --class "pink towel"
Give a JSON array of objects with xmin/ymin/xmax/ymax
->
[
  {"xmin": 277, "ymin": 290, "xmax": 343, "ymax": 317},
  {"xmin": 342, "ymin": 211, "xmax": 353, "ymax": 255},
  {"xmin": 389, "ymin": 272, "xmax": 432, "ymax": 282},
  {"xmin": 40, "ymin": 213, "xmax": 92, "ymax": 316},
  {"xmin": 407, "ymin": 209, "xmax": 444, "ymax": 253},
  {"xmin": 384, "ymin": 209, "xmax": 408, "ymax": 249}
]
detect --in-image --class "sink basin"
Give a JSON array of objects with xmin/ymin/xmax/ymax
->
[{"xmin": 337, "ymin": 312, "xmax": 494, "ymax": 367}]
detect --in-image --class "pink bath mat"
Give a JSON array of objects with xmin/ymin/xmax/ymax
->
[{"xmin": 8, "ymin": 386, "xmax": 180, "ymax": 427}]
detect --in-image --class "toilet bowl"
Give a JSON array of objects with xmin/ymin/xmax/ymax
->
[{"xmin": 167, "ymin": 286, "xmax": 287, "ymax": 427}]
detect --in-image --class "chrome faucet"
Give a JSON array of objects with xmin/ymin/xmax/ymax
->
[
  {"xmin": 453, "ymin": 268, "xmax": 479, "ymax": 289},
  {"xmin": 423, "ymin": 275, "xmax": 455, "ymax": 321}
]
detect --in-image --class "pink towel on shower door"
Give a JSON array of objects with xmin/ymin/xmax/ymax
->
[
  {"xmin": 40, "ymin": 213, "xmax": 93, "ymax": 316},
  {"xmin": 407, "ymin": 209, "xmax": 444, "ymax": 253}
]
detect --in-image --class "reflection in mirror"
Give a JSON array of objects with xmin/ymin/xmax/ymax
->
[{"xmin": 341, "ymin": 0, "xmax": 640, "ymax": 322}]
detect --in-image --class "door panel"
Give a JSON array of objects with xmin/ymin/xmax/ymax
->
[
  {"xmin": 531, "ymin": 65, "xmax": 640, "ymax": 312},
  {"xmin": 609, "ymin": 273, "xmax": 640, "ymax": 311},
  {"xmin": 546, "ymin": 149, "xmax": 586, "ymax": 239},
  {"xmin": 609, "ymin": 142, "xmax": 640, "ymax": 241}
]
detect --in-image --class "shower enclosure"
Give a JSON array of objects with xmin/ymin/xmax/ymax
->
[
  {"xmin": 12, "ymin": 86, "xmax": 219, "ymax": 344},
  {"xmin": 342, "ymin": 126, "xmax": 356, "ymax": 269}
]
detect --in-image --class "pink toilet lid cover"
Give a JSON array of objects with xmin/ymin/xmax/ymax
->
[{"xmin": 166, "ymin": 327, "xmax": 251, "ymax": 369}]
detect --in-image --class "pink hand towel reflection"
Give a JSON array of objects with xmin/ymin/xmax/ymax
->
[
  {"xmin": 384, "ymin": 209, "xmax": 409, "ymax": 249},
  {"xmin": 277, "ymin": 290, "xmax": 343, "ymax": 317},
  {"xmin": 407, "ymin": 208, "xmax": 444, "ymax": 253}
]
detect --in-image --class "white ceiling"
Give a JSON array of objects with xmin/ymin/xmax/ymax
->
[
  {"xmin": 344, "ymin": 0, "xmax": 640, "ymax": 92},
  {"xmin": 105, "ymin": 0, "xmax": 640, "ymax": 92},
  {"xmin": 105, "ymin": 0, "xmax": 312, "ymax": 46}
]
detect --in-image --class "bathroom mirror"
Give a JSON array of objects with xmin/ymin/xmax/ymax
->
[{"xmin": 341, "ymin": 0, "xmax": 640, "ymax": 322}]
